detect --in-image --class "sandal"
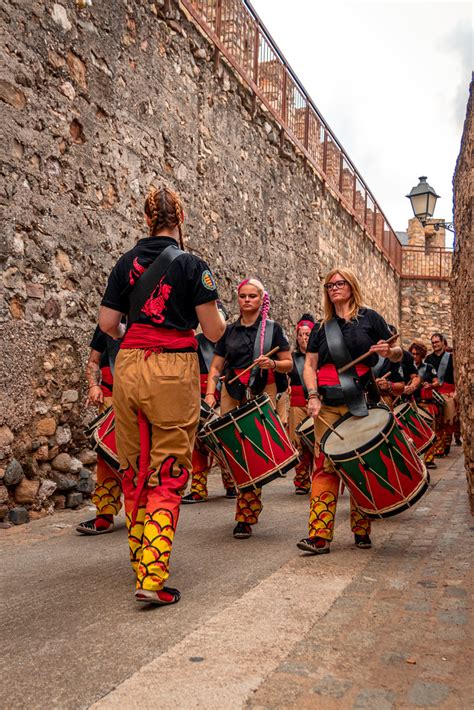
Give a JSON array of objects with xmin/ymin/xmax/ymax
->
[{"xmin": 76, "ymin": 516, "xmax": 115, "ymax": 535}]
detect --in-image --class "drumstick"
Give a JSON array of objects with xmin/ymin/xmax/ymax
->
[
  {"xmin": 318, "ymin": 414, "xmax": 344, "ymax": 440},
  {"xmin": 223, "ymin": 347, "xmax": 280, "ymax": 385},
  {"xmin": 338, "ymin": 333, "xmax": 399, "ymax": 374}
]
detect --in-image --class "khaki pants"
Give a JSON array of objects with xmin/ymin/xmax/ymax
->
[
  {"xmin": 288, "ymin": 405, "xmax": 312, "ymax": 491},
  {"xmin": 113, "ymin": 349, "xmax": 200, "ymax": 591},
  {"xmin": 219, "ymin": 383, "xmax": 277, "ymax": 525}
]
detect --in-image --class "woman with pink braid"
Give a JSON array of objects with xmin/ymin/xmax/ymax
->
[{"xmin": 205, "ymin": 278, "xmax": 292, "ymax": 538}]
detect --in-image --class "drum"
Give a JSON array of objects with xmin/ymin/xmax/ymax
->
[
  {"xmin": 199, "ymin": 393, "xmax": 298, "ymax": 492},
  {"xmin": 394, "ymin": 401, "xmax": 435, "ymax": 455},
  {"xmin": 84, "ymin": 406, "xmax": 120, "ymax": 471},
  {"xmin": 295, "ymin": 415, "xmax": 315, "ymax": 452},
  {"xmin": 416, "ymin": 404, "xmax": 435, "ymax": 428},
  {"xmin": 321, "ymin": 405, "xmax": 429, "ymax": 519},
  {"xmin": 199, "ymin": 401, "xmax": 218, "ymax": 433},
  {"xmin": 432, "ymin": 389, "xmax": 446, "ymax": 409}
]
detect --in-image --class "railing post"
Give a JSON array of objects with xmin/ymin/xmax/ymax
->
[
  {"xmin": 251, "ymin": 24, "xmax": 260, "ymax": 116},
  {"xmin": 281, "ymin": 66, "xmax": 287, "ymax": 124},
  {"xmin": 303, "ymin": 104, "xmax": 309, "ymax": 150},
  {"xmin": 322, "ymin": 130, "xmax": 328, "ymax": 175},
  {"xmin": 352, "ymin": 173, "xmax": 357, "ymax": 210},
  {"xmin": 339, "ymin": 154, "xmax": 344, "ymax": 194}
]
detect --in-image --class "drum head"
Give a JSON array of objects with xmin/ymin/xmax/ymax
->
[
  {"xmin": 296, "ymin": 415, "xmax": 314, "ymax": 436},
  {"xmin": 322, "ymin": 406, "xmax": 391, "ymax": 457}
]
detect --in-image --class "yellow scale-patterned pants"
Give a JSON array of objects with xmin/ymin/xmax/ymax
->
[
  {"xmin": 91, "ymin": 398, "xmax": 122, "ymax": 516},
  {"xmin": 308, "ymin": 404, "xmax": 370, "ymax": 541}
]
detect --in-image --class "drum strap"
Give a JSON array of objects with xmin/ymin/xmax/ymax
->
[
  {"xmin": 418, "ymin": 363, "xmax": 427, "ymax": 380},
  {"xmin": 437, "ymin": 352, "xmax": 450, "ymax": 385},
  {"xmin": 248, "ymin": 319, "xmax": 275, "ymax": 390},
  {"xmin": 294, "ymin": 351, "xmax": 308, "ymax": 399},
  {"xmin": 127, "ymin": 244, "xmax": 185, "ymax": 328},
  {"xmin": 324, "ymin": 318, "xmax": 368, "ymax": 417}
]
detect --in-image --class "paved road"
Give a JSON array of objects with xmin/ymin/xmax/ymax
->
[{"xmin": 0, "ymin": 451, "xmax": 472, "ymax": 709}]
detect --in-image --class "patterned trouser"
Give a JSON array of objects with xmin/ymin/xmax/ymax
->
[
  {"xmin": 308, "ymin": 404, "xmax": 370, "ymax": 542},
  {"xmin": 113, "ymin": 349, "xmax": 199, "ymax": 591},
  {"xmin": 288, "ymin": 405, "xmax": 312, "ymax": 491},
  {"xmin": 90, "ymin": 398, "xmax": 122, "ymax": 516},
  {"xmin": 220, "ymin": 382, "xmax": 277, "ymax": 525},
  {"xmin": 190, "ymin": 445, "xmax": 235, "ymax": 499}
]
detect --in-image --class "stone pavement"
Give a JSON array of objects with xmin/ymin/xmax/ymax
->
[{"xmin": 0, "ymin": 450, "xmax": 472, "ymax": 709}]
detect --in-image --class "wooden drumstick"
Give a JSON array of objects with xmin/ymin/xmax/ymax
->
[
  {"xmin": 317, "ymin": 414, "xmax": 344, "ymax": 440},
  {"xmin": 338, "ymin": 333, "xmax": 399, "ymax": 374},
  {"xmin": 223, "ymin": 347, "xmax": 280, "ymax": 385}
]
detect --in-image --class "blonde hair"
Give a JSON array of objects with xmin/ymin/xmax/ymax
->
[
  {"xmin": 322, "ymin": 268, "xmax": 364, "ymax": 323},
  {"xmin": 237, "ymin": 278, "xmax": 270, "ymax": 356}
]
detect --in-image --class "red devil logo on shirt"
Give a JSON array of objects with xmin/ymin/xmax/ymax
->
[{"xmin": 142, "ymin": 276, "xmax": 173, "ymax": 324}]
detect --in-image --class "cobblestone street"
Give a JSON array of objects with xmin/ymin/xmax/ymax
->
[{"xmin": 1, "ymin": 449, "xmax": 471, "ymax": 709}]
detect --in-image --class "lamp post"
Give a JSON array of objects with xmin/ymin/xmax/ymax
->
[{"xmin": 406, "ymin": 176, "xmax": 455, "ymax": 233}]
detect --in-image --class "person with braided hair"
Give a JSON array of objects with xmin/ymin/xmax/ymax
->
[
  {"xmin": 409, "ymin": 339, "xmax": 439, "ymax": 469},
  {"xmin": 288, "ymin": 313, "xmax": 315, "ymax": 495},
  {"xmin": 99, "ymin": 185, "xmax": 225, "ymax": 605},
  {"xmin": 204, "ymin": 278, "xmax": 292, "ymax": 539}
]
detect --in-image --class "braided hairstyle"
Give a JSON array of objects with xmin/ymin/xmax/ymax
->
[
  {"xmin": 144, "ymin": 185, "xmax": 185, "ymax": 249},
  {"xmin": 237, "ymin": 277, "xmax": 270, "ymax": 356}
]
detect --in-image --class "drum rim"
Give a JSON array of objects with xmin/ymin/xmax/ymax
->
[
  {"xmin": 355, "ymin": 469, "xmax": 430, "ymax": 519},
  {"xmin": 393, "ymin": 401, "xmax": 411, "ymax": 415},
  {"xmin": 237, "ymin": 456, "xmax": 298, "ymax": 492},
  {"xmin": 84, "ymin": 405, "xmax": 113, "ymax": 437},
  {"xmin": 320, "ymin": 405, "xmax": 393, "ymax": 460},
  {"xmin": 204, "ymin": 393, "xmax": 271, "ymax": 433},
  {"xmin": 295, "ymin": 415, "xmax": 314, "ymax": 435}
]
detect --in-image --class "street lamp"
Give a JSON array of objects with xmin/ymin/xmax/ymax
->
[{"xmin": 406, "ymin": 176, "xmax": 454, "ymax": 232}]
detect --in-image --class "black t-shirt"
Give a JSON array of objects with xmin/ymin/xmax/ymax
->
[
  {"xmin": 214, "ymin": 316, "xmax": 290, "ymax": 367},
  {"xmin": 90, "ymin": 326, "xmax": 108, "ymax": 369},
  {"xmin": 414, "ymin": 361, "xmax": 437, "ymax": 401},
  {"xmin": 377, "ymin": 350, "xmax": 418, "ymax": 384},
  {"xmin": 290, "ymin": 350, "xmax": 305, "ymax": 386},
  {"xmin": 101, "ymin": 236, "xmax": 218, "ymax": 330},
  {"xmin": 307, "ymin": 308, "xmax": 392, "ymax": 368},
  {"xmin": 426, "ymin": 351, "xmax": 454, "ymax": 385}
]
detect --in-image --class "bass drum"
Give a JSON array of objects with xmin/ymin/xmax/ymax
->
[{"xmin": 321, "ymin": 405, "xmax": 429, "ymax": 519}]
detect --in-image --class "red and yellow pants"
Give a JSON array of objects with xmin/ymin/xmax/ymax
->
[
  {"xmin": 113, "ymin": 349, "xmax": 200, "ymax": 591},
  {"xmin": 288, "ymin": 405, "xmax": 312, "ymax": 491},
  {"xmin": 308, "ymin": 404, "xmax": 370, "ymax": 541},
  {"xmin": 220, "ymin": 383, "xmax": 277, "ymax": 525},
  {"xmin": 90, "ymin": 398, "xmax": 122, "ymax": 516},
  {"xmin": 190, "ymin": 444, "xmax": 235, "ymax": 499}
]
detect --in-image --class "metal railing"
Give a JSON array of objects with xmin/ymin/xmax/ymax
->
[
  {"xmin": 401, "ymin": 246, "xmax": 453, "ymax": 280},
  {"xmin": 180, "ymin": 0, "xmax": 403, "ymax": 272}
]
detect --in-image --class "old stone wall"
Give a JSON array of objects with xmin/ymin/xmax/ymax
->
[
  {"xmin": 0, "ymin": 0, "xmax": 400, "ymax": 523},
  {"xmin": 399, "ymin": 279, "xmax": 452, "ymax": 349},
  {"xmin": 452, "ymin": 81, "xmax": 473, "ymax": 512}
]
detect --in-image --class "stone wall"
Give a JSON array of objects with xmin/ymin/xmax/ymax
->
[
  {"xmin": 399, "ymin": 279, "xmax": 452, "ymax": 349},
  {"xmin": 0, "ymin": 0, "xmax": 400, "ymax": 523},
  {"xmin": 452, "ymin": 81, "xmax": 473, "ymax": 513}
]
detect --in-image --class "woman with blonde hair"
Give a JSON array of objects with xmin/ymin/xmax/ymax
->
[
  {"xmin": 298, "ymin": 268, "xmax": 402, "ymax": 554},
  {"xmin": 205, "ymin": 277, "xmax": 293, "ymax": 538}
]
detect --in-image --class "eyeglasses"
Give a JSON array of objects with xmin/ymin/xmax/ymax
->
[{"xmin": 324, "ymin": 280, "xmax": 348, "ymax": 291}]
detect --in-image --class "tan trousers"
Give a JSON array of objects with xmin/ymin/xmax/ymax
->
[
  {"xmin": 113, "ymin": 349, "xmax": 200, "ymax": 590},
  {"xmin": 220, "ymin": 383, "xmax": 277, "ymax": 525}
]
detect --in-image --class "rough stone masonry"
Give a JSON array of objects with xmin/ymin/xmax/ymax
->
[{"xmin": 1, "ymin": 0, "xmax": 402, "ymax": 522}]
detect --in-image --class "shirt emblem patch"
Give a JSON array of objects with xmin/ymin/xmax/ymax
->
[{"xmin": 202, "ymin": 270, "xmax": 216, "ymax": 290}]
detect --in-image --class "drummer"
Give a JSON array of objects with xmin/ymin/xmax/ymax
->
[
  {"xmin": 426, "ymin": 333, "xmax": 456, "ymax": 457},
  {"xmin": 408, "ymin": 340, "xmax": 439, "ymax": 469},
  {"xmin": 288, "ymin": 314, "xmax": 315, "ymax": 494},
  {"xmin": 99, "ymin": 184, "xmax": 225, "ymax": 605},
  {"xmin": 77, "ymin": 326, "xmax": 122, "ymax": 535},
  {"xmin": 374, "ymin": 337, "xmax": 421, "ymax": 406},
  {"xmin": 297, "ymin": 268, "xmax": 402, "ymax": 555},
  {"xmin": 182, "ymin": 313, "xmax": 237, "ymax": 503},
  {"xmin": 204, "ymin": 278, "xmax": 292, "ymax": 539}
]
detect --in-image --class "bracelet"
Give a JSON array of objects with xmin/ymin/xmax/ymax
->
[
  {"xmin": 88, "ymin": 384, "xmax": 101, "ymax": 389},
  {"xmin": 307, "ymin": 388, "xmax": 319, "ymax": 397},
  {"xmin": 270, "ymin": 359, "xmax": 277, "ymax": 370},
  {"xmin": 307, "ymin": 392, "xmax": 321, "ymax": 401}
]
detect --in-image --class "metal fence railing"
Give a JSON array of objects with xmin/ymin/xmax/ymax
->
[
  {"xmin": 401, "ymin": 246, "xmax": 453, "ymax": 280},
  {"xmin": 181, "ymin": 0, "xmax": 403, "ymax": 272}
]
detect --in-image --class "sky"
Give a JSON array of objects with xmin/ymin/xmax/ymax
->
[{"xmin": 250, "ymin": 0, "xmax": 472, "ymax": 241}]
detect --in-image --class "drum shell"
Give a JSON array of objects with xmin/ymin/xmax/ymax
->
[
  {"xmin": 321, "ymin": 406, "xmax": 429, "ymax": 519},
  {"xmin": 201, "ymin": 394, "xmax": 298, "ymax": 492},
  {"xmin": 394, "ymin": 402, "xmax": 435, "ymax": 455},
  {"xmin": 295, "ymin": 415, "xmax": 316, "ymax": 453},
  {"xmin": 85, "ymin": 406, "xmax": 120, "ymax": 471}
]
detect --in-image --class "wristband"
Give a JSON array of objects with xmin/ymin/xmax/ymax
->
[
  {"xmin": 270, "ymin": 359, "xmax": 277, "ymax": 370},
  {"xmin": 307, "ymin": 389, "xmax": 320, "ymax": 397}
]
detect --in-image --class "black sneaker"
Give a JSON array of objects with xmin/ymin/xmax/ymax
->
[
  {"xmin": 296, "ymin": 536, "xmax": 330, "ymax": 554},
  {"xmin": 233, "ymin": 522, "xmax": 252, "ymax": 539},
  {"xmin": 354, "ymin": 534, "xmax": 372, "ymax": 549},
  {"xmin": 455, "ymin": 438, "xmax": 462, "ymax": 446},
  {"xmin": 181, "ymin": 493, "xmax": 206, "ymax": 504},
  {"xmin": 295, "ymin": 487, "xmax": 310, "ymax": 495},
  {"xmin": 225, "ymin": 488, "xmax": 238, "ymax": 499},
  {"xmin": 426, "ymin": 461, "xmax": 437, "ymax": 469}
]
